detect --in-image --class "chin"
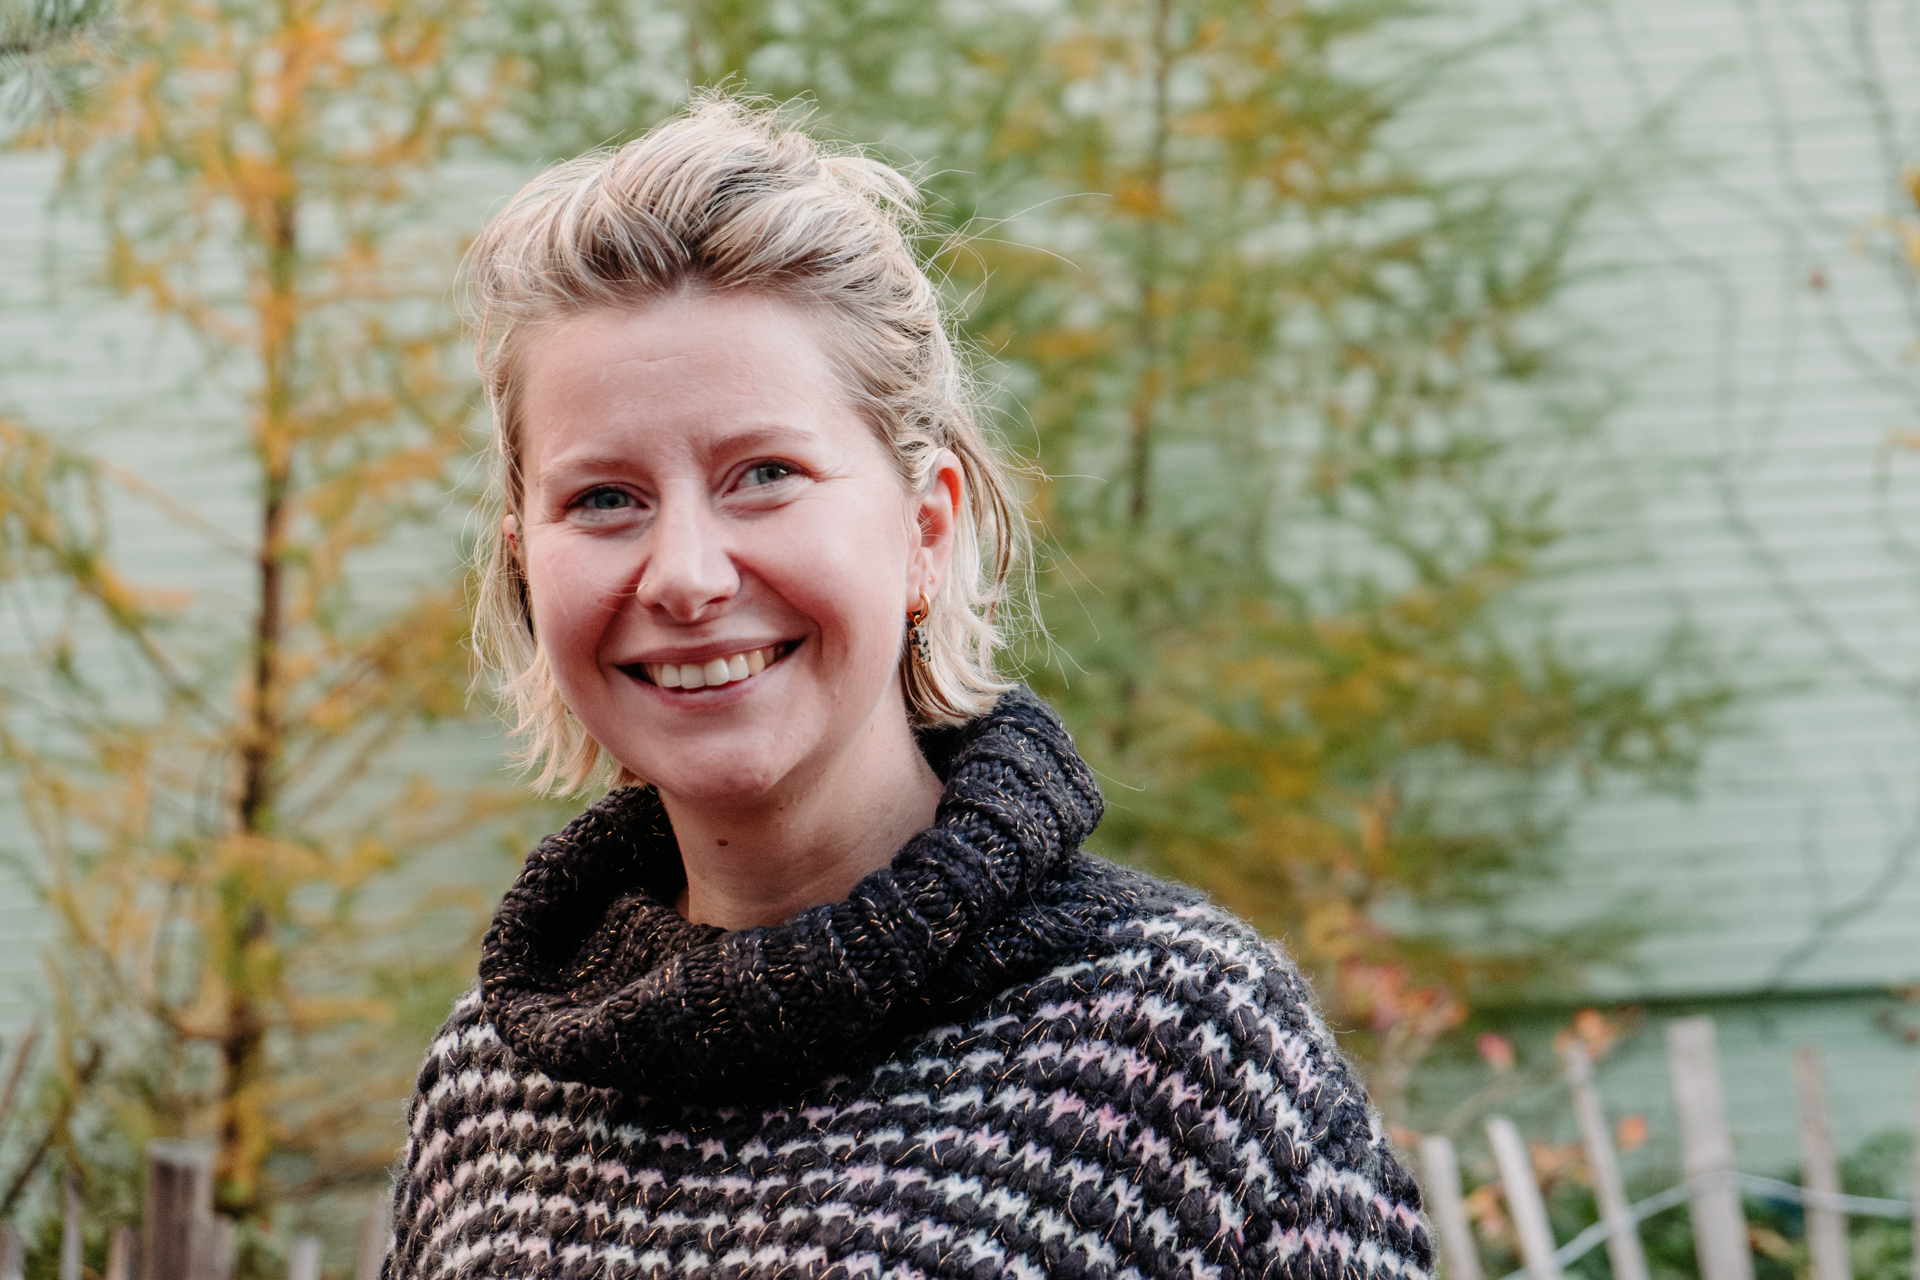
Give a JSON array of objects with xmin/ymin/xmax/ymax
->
[{"xmin": 624, "ymin": 747, "xmax": 795, "ymax": 807}]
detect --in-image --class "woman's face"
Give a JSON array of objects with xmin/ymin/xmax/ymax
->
[{"xmin": 509, "ymin": 291, "xmax": 954, "ymax": 809}]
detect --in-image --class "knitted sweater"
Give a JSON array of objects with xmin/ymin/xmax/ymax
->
[{"xmin": 389, "ymin": 689, "xmax": 1431, "ymax": 1280}]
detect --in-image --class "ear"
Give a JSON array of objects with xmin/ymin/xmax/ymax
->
[
  {"xmin": 502, "ymin": 513, "xmax": 520, "ymax": 552},
  {"xmin": 908, "ymin": 450, "xmax": 964, "ymax": 607}
]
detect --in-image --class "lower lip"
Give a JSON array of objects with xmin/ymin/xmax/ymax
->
[{"xmin": 629, "ymin": 645, "xmax": 794, "ymax": 705}]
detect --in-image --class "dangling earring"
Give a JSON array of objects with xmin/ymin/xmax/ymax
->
[{"xmin": 906, "ymin": 590, "xmax": 933, "ymax": 668}]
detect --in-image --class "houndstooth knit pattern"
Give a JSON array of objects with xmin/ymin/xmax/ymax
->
[{"xmin": 389, "ymin": 690, "xmax": 1431, "ymax": 1280}]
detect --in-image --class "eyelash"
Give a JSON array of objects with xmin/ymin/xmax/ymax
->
[
  {"xmin": 568, "ymin": 463, "xmax": 799, "ymax": 514},
  {"xmin": 741, "ymin": 462, "xmax": 795, "ymax": 487},
  {"xmin": 576, "ymin": 488, "xmax": 633, "ymax": 511}
]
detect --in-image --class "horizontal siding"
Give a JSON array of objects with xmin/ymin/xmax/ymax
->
[
  {"xmin": 0, "ymin": 151, "xmax": 536, "ymax": 1046},
  {"xmin": 1444, "ymin": 0, "xmax": 1920, "ymax": 998},
  {"xmin": 2, "ymin": 1, "xmax": 1919, "ymax": 1039}
]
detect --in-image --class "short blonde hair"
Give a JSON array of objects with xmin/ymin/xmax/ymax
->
[{"xmin": 467, "ymin": 96, "xmax": 1026, "ymax": 795}]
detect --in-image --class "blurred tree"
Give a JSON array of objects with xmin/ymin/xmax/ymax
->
[
  {"xmin": 936, "ymin": 0, "xmax": 1732, "ymax": 1122},
  {"xmin": 0, "ymin": 0, "xmax": 540, "ymax": 1261},
  {"xmin": 479, "ymin": 0, "xmax": 1733, "ymax": 1121},
  {"xmin": 0, "ymin": 0, "xmax": 111, "ymax": 125},
  {"xmin": 0, "ymin": 5, "xmax": 1740, "ymax": 1258}
]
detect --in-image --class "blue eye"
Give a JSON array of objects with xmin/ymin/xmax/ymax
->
[
  {"xmin": 741, "ymin": 462, "xmax": 794, "ymax": 488},
  {"xmin": 580, "ymin": 489, "xmax": 632, "ymax": 510}
]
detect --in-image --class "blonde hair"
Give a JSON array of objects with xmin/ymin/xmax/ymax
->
[{"xmin": 467, "ymin": 96, "xmax": 1026, "ymax": 795}]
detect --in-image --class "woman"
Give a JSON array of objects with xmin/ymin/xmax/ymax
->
[{"xmin": 389, "ymin": 99, "xmax": 1431, "ymax": 1280}]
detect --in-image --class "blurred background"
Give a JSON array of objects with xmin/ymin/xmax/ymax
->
[{"xmin": 1, "ymin": 0, "xmax": 1918, "ymax": 1277}]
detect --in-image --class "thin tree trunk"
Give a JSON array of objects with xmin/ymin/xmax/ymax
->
[
  {"xmin": 1124, "ymin": 0, "xmax": 1174, "ymax": 534},
  {"xmin": 1115, "ymin": 0, "xmax": 1175, "ymax": 754},
  {"xmin": 237, "ymin": 190, "xmax": 298, "ymax": 837},
  {"xmin": 223, "ymin": 182, "xmax": 299, "ymax": 1219}
]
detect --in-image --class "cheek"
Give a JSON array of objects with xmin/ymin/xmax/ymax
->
[
  {"xmin": 769, "ymin": 511, "xmax": 913, "ymax": 648},
  {"xmin": 526, "ymin": 537, "xmax": 628, "ymax": 654}
]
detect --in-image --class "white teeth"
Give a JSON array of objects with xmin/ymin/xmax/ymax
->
[{"xmin": 644, "ymin": 645, "xmax": 780, "ymax": 691}]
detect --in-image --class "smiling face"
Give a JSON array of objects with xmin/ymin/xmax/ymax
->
[{"xmin": 509, "ymin": 291, "xmax": 953, "ymax": 813}]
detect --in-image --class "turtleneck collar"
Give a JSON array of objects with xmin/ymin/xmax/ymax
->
[{"xmin": 478, "ymin": 686, "xmax": 1105, "ymax": 1102}]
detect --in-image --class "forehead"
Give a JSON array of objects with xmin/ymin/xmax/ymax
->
[{"xmin": 511, "ymin": 292, "xmax": 871, "ymax": 476}]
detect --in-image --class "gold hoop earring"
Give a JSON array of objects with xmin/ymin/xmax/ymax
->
[{"xmin": 906, "ymin": 590, "xmax": 932, "ymax": 668}]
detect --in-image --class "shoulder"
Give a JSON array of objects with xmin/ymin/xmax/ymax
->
[
  {"xmin": 397, "ymin": 985, "xmax": 604, "ymax": 1167},
  {"xmin": 973, "ymin": 858, "xmax": 1431, "ymax": 1280},
  {"xmin": 1100, "ymin": 869, "xmax": 1351, "ymax": 1076},
  {"xmin": 393, "ymin": 990, "xmax": 497, "ymax": 1210},
  {"xmin": 388, "ymin": 989, "xmax": 595, "ymax": 1273},
  {"xmin": 1028, "ymin": 856, "xmax": 1343, "ymax": 1054},
  {"xmin": 1023, "ymin": 860, "xmax": 1374, "ymax": 1144},
  {"xmin": 402, "ymin": 987, "xmax": 519, "ymax": 1133}
]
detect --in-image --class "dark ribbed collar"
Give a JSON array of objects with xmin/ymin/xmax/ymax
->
[{"xmin": 478, "ymin": 686, "xmax": 1106, "ymax": 1102}]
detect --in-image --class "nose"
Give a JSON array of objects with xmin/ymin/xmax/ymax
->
[{"xmin": 633, "ymin": 484, "xmax": 740, "ymax": 621}]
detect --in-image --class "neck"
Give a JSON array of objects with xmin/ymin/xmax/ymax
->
[{"xmin": 661, "ymin": 701, "xmax": 945, "ymax": 931}]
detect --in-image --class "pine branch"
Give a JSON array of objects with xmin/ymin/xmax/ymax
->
[
  {"xmin": 0, "ymin": 1042, "xmax": 100, "ymax": 1219},
  {"xmin": 0, "ymin": 31, "xmax": 68, "ymax": 57},
  {"xmin": 0, "ymin": 0, "xmax": 113, "ymax": 116}
]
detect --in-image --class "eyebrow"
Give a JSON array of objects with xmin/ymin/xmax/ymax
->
[
  {"xmin": 698, "ymin": 423, "xmax": 827, "ymax": 457},
  {"xmin": 532, "ymin": 423, "xmax": 827, "ymax": 481}
]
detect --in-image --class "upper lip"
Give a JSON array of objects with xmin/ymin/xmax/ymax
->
[{"xmin": 614, "ymin": 639, "xmax": 793, "ymax": 667}]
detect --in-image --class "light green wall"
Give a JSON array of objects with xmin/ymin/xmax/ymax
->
[
  {"xmin": 1438, "ymin": 0, "xmax": 1920, "ymax": 1001},
  {"xmin": 3, "ymin": 0, "xmax": 1920, "ymax": 1173},
  {"xmin": 0, "ymin": 148, "xmax": 534, "ymax": 1046}
]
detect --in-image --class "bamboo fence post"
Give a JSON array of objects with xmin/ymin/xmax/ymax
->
[
  {"xmin": 354, "ymin": 1192, "xmax": 389, "ymax": 1280},
  {"xmin": 1419, "ymin": 1134, "xmax": 1484, "ymax": 1280},
  {"xmin": 60, "ymin": 1168, "xmax": 83, "ymax": 1280},
  {"xmin": 1487, "ymin": 1115, "xmax": 1563, "ymax": 1280},
  {"xmin": 0, "ymin": 1224, "xmax": 23, "ymax": 1280},
  {"xmin": 105, "ymin": 1226, "xmax": 137, "ymax": 1280},
  {"xmin": 1563, "ymin": 1041, "xmax": 1650, "ymax": 1280},
  {"xmin": 1793, "ymin": 1046, "xmax": 1851, "ymax": 1280},
  {"xmin": 142, "ymin": 1141, "xmax": 213, "ymax": 1280},
  {"xmin": 1666, "ymin": 1017, "xmax": 1754, "ymax": 1280},
  {"xmin": 286, "ymin": 1235, "xmax": 321, "ymax": 1280}
]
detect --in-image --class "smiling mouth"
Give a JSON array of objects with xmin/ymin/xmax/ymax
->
[{"xmin": 625, "ymin": 642, "xmax": 796, "ymax": 691}]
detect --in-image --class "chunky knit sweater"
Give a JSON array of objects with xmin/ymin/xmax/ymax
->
[{"xmin": 390, "ymin": 689, "xmax": 1431, "ymax": 1280}]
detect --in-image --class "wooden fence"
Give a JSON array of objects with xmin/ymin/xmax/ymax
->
[
  {"xmin": 1420, "ymin": 1016, "xmax": 1920, "ymax": 1280},
  {"xmin": 0, "ymin": 1142, "xmax": 387, "ymax": 1280},
  {"xmin": 0, "ymin": 1013, "xmax": 1910, "ymax": 1279}
]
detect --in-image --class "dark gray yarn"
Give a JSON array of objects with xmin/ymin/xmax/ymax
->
[
  {"xmin": 478, "ymin": 686, "xmax": 1109, "ymax": 1102},
  {"xmin": 391, "ymin": 688, "xmax": 1432, "ymax": 1280}
]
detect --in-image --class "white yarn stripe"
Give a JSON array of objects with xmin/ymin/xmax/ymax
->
[
  {"xmin": 396, "ymin": 899, "xmax": 1429, "ymax": 1280},
  {"xmin": 406, "ymin": 929, "xmax": 1409, "ymax": 1265},
  {"xmin": 422, "ymin": 1110, "xmax": 1172, "ymax": 1264},
  {"xmin": 440, "ymin": 1197, "xmax": 1156, "ymax": 1280}
]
